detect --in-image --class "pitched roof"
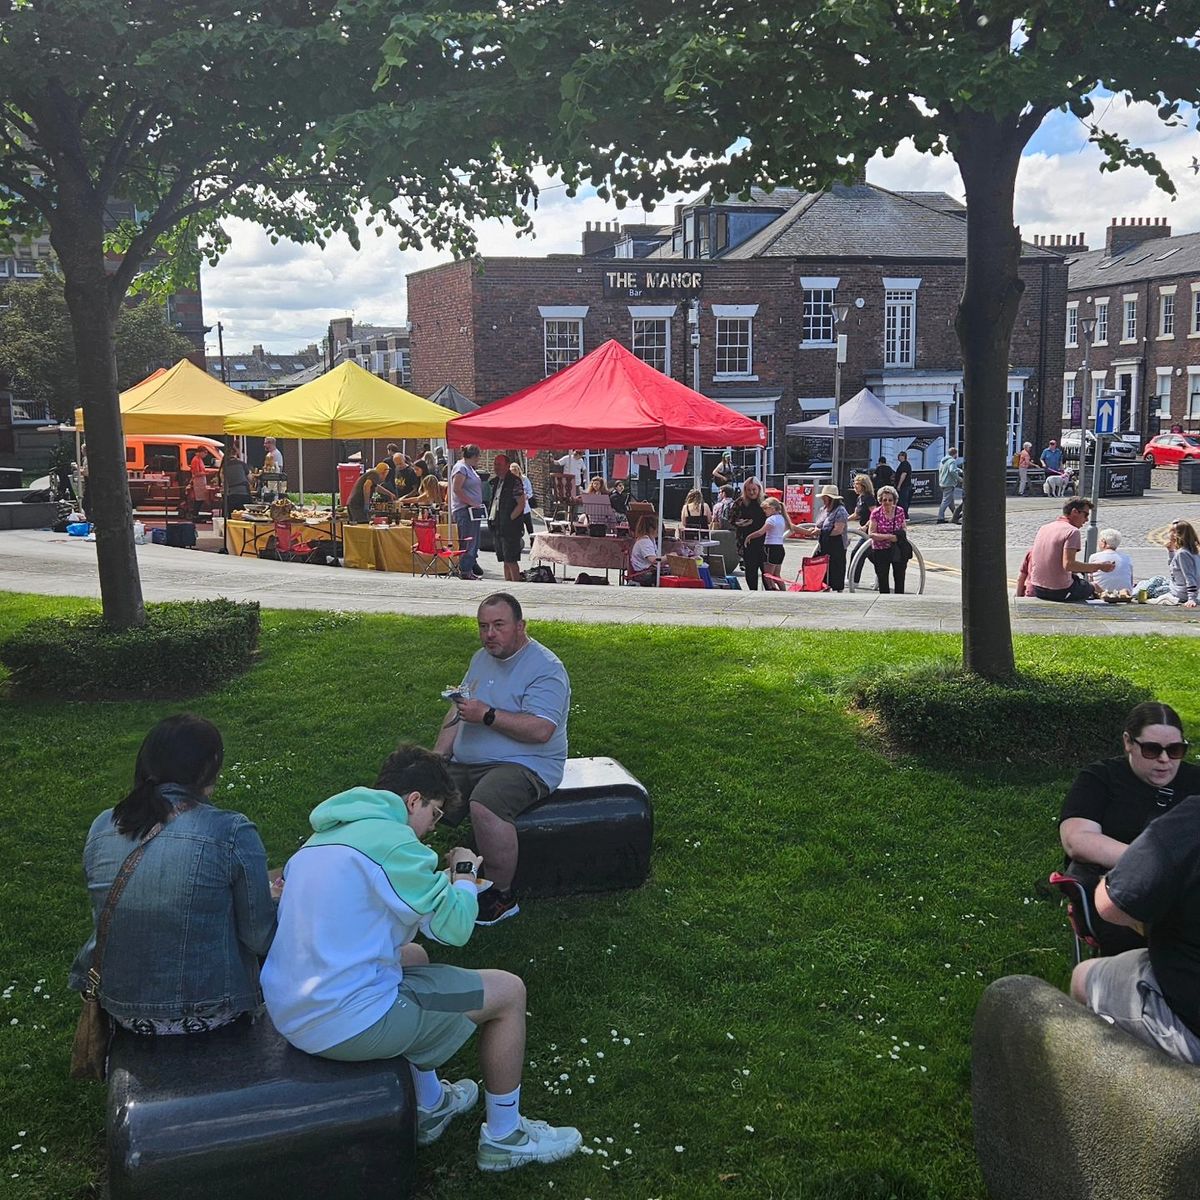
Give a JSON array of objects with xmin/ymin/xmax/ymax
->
[
  {"xmin": 1066, "ymin": 231, "xmax": 1200, "ymax": 290},
  {"xmin": 726, "ymin": 184, "xmax": 1055, "ymax": 261}
]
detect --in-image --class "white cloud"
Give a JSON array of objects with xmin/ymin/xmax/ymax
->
[{"xmin": 204, "ymin": 105, "xmax": 1200, "ymax": 352}]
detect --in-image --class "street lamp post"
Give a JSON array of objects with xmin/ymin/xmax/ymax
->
[{"xmin": 829, "ymin": 303, "xmax": 851, "ymax": 491}]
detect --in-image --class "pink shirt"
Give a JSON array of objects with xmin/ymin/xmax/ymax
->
[
  {"xmin": 1029, "ymin": 516, "xmax": 1080, "ymax": 591},
  {"xmin": 869, "ymin": 504, "xmax": 906, "ymax": 550},
  {"xmin": 1018, "ymin": 449, "xmax": 1032, "ymax": 469}
]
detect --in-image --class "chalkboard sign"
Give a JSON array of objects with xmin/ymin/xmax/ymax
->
[
  {"xmin": 908, "ymin": 471, "xmax": 938, "ymax": 505},
  {"xmin": 1105, "ymin": 467, "xmax": 1133, "ymax": 496}
]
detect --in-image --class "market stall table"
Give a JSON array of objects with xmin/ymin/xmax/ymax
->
[
  {"xmin": 530, "ymin": 532, "xmax": 689, "ymax": 579},
  {"xmin": 227, "ymin": 517, "xmax": 333, "ymax": 558},
  {"xmin": 342, "ymin": 520, "xmax": 459, "ymax": 573}
]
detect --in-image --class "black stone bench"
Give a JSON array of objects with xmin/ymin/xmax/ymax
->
[
  {"xmin": 972, "ymin": 974, "xmax": 1200, "ymax": 1200},
  {"xmin": 0, "ymin": 501, "xmax": 59, "ymax": 530},
  {"xmin": 107, "ymin": 1012, "xmax": 416, "ymax": 1199},
  {"xmin": 511, "ymin": 756, "xmax": 652, "ymax": 897}
]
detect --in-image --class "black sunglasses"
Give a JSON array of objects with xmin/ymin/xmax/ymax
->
[{"xmin": 1131, "ymin": 737, "xmax": 1190, "ymax": 761}]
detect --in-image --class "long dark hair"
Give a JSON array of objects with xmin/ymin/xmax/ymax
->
[
  {"xmin": 112, "ymin": 715, "xmax": 224, "ymax": 839},
  {"xmin": 1123, "ymin": 702, "xmax": 1183, "ymax": 741}
]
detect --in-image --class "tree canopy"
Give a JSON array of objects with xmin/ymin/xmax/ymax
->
[
  {"xmin": 0, "ymin": 275, "xmax": 195, "ymax": 423},
  {"xmin": 0, "ymin": 0, "xmax": 542, "ymax": 628}
]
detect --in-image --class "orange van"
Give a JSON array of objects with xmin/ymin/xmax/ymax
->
[{"xmin": 124, "ymin": 435, "xmax": 224, "ymax": 475}]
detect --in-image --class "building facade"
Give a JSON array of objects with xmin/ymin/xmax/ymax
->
[
  {"xmin": 408, "ymin": 182, "xmax": 1067, "ymax": 483},
  {"xmin": 327, "ymin": 317, "xmax": 412, "ymax": 388},
  {"xmin": 1060, "ymin": 217, "xmax": 1200, "ymax": 438}
]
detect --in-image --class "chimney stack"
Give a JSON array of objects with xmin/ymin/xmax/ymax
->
[
  {"xmin": 1105, "ymin": 215, "xmax": 1172, "ymax": 257},
  {"xmin": 252, "ymin": 343, "xmax": 265, "ymax": 359}
]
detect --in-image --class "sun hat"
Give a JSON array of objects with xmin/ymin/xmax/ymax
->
[{"xmin": 817, "ymin": 484, "xmax": 842, "ymax": 500}]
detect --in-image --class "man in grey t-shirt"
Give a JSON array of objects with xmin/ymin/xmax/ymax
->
[{"xmin": 433, "ymin": 594, "xmax": 570, "ymax": 925}]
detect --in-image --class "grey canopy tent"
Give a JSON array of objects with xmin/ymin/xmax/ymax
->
[
  {"xmin": 427, "ymin": 384, "xmax": 478, "ymax": 414},
  {"xmin": 785, "ymin": 387, "xmax": 944, "ymax": 439}
]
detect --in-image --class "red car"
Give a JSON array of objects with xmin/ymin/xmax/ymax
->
[{"xmin": 1142, "ymin": 433, "xmax": 1200, "ymax": 468}]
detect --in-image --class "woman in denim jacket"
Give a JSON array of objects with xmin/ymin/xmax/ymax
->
[{"xmin": 69, "ymin": 715, "xmax": 276, "ymax": 1035}]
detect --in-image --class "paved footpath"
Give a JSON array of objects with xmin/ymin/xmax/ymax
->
[{"xmin": 2, "ymin": 521, "xmax": 1199, "ymax": 638}]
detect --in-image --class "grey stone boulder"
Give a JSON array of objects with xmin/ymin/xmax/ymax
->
[
  {"xmin": 972, "ymin": 974, "xmax": 1200, "ymax": 1200},
  {"xmin": 0, "ymin": 502, "xmax": 59, "ymax": 530}
]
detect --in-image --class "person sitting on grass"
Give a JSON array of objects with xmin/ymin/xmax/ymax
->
[
  {"xmin": 261, "ymin": 744, "xmax": 581, "ymax": 1172},
  {"xmin": 1147, "ymin": 519, "xmax": 1200, "ymax": 608},
  {"xmin": 1059, "ymin": 702, "xmax": 1200, "ymax": 957},
  {"xmin": 1087, "ymin": 528, "xmax": 1134, "ymax": 595},
  {"xmin": 1025, "ymin": 498, "xmax": 1114, "ymax": 601},
  {"xmin": 1070, "ymin": 790, "xmax": 1200, "ymax": 1066}
]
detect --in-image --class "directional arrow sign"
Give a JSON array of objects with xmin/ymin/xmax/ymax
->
[{"xmin": 1096, "ymin": 395, "xmax": 1118, "ymax": 436}]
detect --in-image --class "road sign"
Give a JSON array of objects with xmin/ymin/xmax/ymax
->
[
  {"xmin": 829, "ymin": 408, "xmax": 838, "ymax": 427},
  {"xmin": 1096, "ymin": 395, "xmax": 1117, "ymax": 436}
]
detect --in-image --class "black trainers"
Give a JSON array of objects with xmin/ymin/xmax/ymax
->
[{"xmin": 476, "ymin": 888, "xmax": 520, "ymax": 926}]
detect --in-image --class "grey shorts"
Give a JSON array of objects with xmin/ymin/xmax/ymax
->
[
  {"xmin": 445, "ymin": 761, "xmax": 548, "ymax": 825},
  {"xmin": 317, "ymin": 965, "xmax": 485, "ymax": 1071},
  {"xmin": 1085, "ymin": 948, "xmax": 1200, "ymax": 1064}
]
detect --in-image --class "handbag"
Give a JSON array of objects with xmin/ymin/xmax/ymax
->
[
  {"xmin": 891, "ymin": 530, "xmax": 914, "ymax": 565},
  {"xmin": 70, "ymin": 820, "xmax": 167, "ymax": 1081}
]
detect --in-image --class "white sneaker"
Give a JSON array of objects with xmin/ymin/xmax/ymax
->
[
  {"xmin": 476, "ymin": 1115, "xmax": 583, "ymax": 1172},
  {"xmin": 417, "ymin": 1078, "xmax": 479, "ymax": 1146}
]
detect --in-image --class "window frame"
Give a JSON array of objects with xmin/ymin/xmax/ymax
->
[
  {"xmin": 631, "ymin": 316, "xmax": 671, "ymax": 375},
  {"xmin": 1062, "ymin": 375, "xmax": 1076, "ymax": 421},
  {"xmin": 1094, "ymin": 299, "xmax": 1109, "ymax": 345},
  {"xmin": 1066, "ymin": 303, "xmax": 1078, "ymax": 348},
  {"xmin": 714, "ymin": 317, "xmax": 753, "ymax": 378},
  {"xmin": 884, "ymin": 289, "xmax": 917, "ymax": 368},
  {"xmin": 1122, "ymin": 296, "xmax": 1138, "ymax": 343},
  {"xmin": 543, "ymin": 318, "xmax": 584, "ymax": 377},
  {"xmin": 1160, "ymin": 291, "xmax": 1176, "ymax": 338},
  {"xmin": 1156, "ymin": 369, "xmax": 1173, "ymax": 419}
]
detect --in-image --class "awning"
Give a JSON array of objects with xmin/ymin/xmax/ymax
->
[{"xmin": 785, "ymin": 387, "xmax": 944, "ymax": 438}]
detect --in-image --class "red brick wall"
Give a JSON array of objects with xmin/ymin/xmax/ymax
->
[{"xmin": 408, "ymin": 259, "xmax": 477, "ymax": 401}]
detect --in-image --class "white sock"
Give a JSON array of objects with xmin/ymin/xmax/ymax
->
[
  {"xmin": 412, "ymin": 1065, "xmax": 444, "ymax": 1110},
  {"xmin": 484, "ymin": 1085, "xmax": 521, "ymax": 1138}
]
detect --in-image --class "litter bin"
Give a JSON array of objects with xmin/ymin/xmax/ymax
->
[
  {"xmin": 783, "ymin": 475, "xmax": 829, "ymax": 524},
  {"xmin": 1180, "ymin": 459, "xmax": 1200, "ymax": 494},
  {"xmin": 337, "ymin": 462, "xmax": 363, "ymax": 506}
]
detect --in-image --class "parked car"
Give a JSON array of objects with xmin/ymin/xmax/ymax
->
[
  {"xmin": 1142, "ymin": 433, "xmax": 1200, "ymax": 469},
  {"xmin": 1058, "ymin": 429, "xmax": 1138, "ymax": 463}
]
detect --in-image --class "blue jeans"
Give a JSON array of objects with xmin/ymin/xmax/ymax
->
[{"xmin": 453, "ymin": 508, "xmax": 482, "ymax": 576}]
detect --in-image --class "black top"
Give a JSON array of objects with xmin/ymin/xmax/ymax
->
[
  {"xmin": 894, "ymin": 460, "xmax": 912, "ymax": 491},
  {"xmin": 489, "ymin": 473, "xmax": 523, "ymax": 529},
  {"xmin": 683, "ymin": 505, "xmax": 711, "ymax": 531},
  {"xmin": 729, "ymin": 497, "xmax": 765, "ymax": 548},
  {"xmin": 1060, "ymin": 756, "xmax": 1200, "ymax": 849},
  {"xmin": 1106, "ymin": 796, "xmax": 1200, "ymax": 1037},
  {"xmin": 395, "ymin": 466, "xmax": 419, "ymax": 496},
  {"xmin": 873, "ymin": 463, "xmax": 894, "ymax": 489},
  {"xmin": 609, "ymin": 490, "xmax": 629, "ymax": 515},
  {"xmin": 853, "ymin": 494, "xmax": 872, "ymax": 527}
]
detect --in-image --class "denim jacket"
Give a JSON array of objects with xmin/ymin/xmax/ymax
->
[{"xmin": 68, "ymin": 784, "xmax": 276, "ymax": 1020}]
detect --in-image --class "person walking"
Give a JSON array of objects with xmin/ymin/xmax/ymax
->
[
  {"xmin": 1017, "ymin": 442, "xmax": 1033, "ymax": 495},
  {"xmin": 867, "ymin": 486, "xmax": 910, "ymax": 594},
  {"xmin": 729, "ymin": 477, "xmax": 768, "ymax": 590},
  {"xmin": 451, "ymin": 445, "xmax": 486, "ymax": 581},
  {"xmin": 937, "ymin": 448, "xmax": 962, "ymax": 523}
]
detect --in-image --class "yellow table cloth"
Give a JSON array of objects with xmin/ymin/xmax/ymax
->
[
  {"xmin": 227, "ymin": 518, "xmax": 332, "ymax": 558},
  {"xmin": 342, "ymin": 522, "xmax": 458, "ymax": 573}
]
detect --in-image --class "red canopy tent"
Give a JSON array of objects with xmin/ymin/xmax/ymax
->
[
  {"xmin": 447, "ymin": 339, "xmax": 767, "ymax": 580},
  {"xmin": 446, "ymin": 338, "xmax": 768, "ymax": 451}
]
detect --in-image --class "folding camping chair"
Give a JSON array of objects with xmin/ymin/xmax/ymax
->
[
  {"xmin": 270, "ymin": 521, "xmax": 318, "ymax": 564},
  {"xmin": 1047, "ymin": 870, "xmax": 1102, "ymax": 965},
  {"xmin": 411, "ymin": 517, "xmax": 471, "ymax": 579},
  {"xmin": 762, "ymin": 554, "xmax": 831, "ymax": 592}
]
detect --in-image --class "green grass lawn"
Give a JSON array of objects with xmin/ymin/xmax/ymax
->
[{"xmin": 1, "ymin": 591, "xmax": 1195, "ymax": 1199}]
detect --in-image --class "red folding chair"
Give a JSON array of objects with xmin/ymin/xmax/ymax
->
[
  {"xmin": 1048, "ymin": 871, "xmax": 1102, "ymax": 965},
  {"xmin": 762, "ymin": 554, "xmax": 831, "ymax": 593},
  {"xmin": 271, "ymin": 521, "xmax": 317, "ymax": 563},
  {"xmin": 412, "ymin": 517, "xmax": 471, "ymax": 579}
]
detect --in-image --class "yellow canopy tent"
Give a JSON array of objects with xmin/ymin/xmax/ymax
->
[
  {"xmin": 224, "ymin": 360, "xmax": 450, "ymax": 496},
  {"xmin": 74, "ymin": 358, "xmax": 257, "ymax": 433}
]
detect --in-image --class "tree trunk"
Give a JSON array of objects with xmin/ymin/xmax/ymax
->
[
  {"xmin": 954, "ymin": 118, "xmax": 1024, "ymax": 680},
  {"xmin": 51, "ymin": 209, "xmax": 146, "ymax": 630}
]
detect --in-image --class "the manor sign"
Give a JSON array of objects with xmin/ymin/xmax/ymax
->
[{"xmin": 602, "ymin": 268, "xmax": 704, "ymax": 298}]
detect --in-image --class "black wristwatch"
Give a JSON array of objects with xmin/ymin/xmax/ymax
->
[
  {"xmin": 454, "ymin": 861, "xmax": 478, "ymax": 877},
  {"xmin": 483, "ymin": 706, "xmax": 497, "ymax": 726}
]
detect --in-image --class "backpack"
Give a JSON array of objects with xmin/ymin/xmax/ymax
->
[{"xmin": 522, "ymin": 564, "xmax": 556, "ymax": 583}]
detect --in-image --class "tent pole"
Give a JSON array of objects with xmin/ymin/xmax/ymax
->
[
  {"xmin": 298, "ymin": 441, "xmax": 305, "ymax": 502},
  {"xmin": 693, "ymin": 445, "xmax": 701, "ymax": 493},
  {"xmin": 655, "ymin": 459, "xmax": 665, "ymax": 587}
]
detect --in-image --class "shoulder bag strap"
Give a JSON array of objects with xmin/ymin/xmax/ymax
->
[{"xmin": 84, "ymin": 801, "xmax": 192, "ymax": 999}]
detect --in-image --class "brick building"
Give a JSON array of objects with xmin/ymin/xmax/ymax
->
[
  {"xmin": 1058, "ymin": 217, "xmax": 1200, "ymax": 438},
  {"xmin": 327, "ymin": 317, "xmax": 412, "ymax": 388},
  {"xmin": 408, "ymin": 182, "xmax": 1068, "ymax": 485}
]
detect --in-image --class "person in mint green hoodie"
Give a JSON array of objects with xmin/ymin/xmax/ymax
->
[{"xmin": 261, "ymin": 744, "xmax": 581, "ymax": 1173}]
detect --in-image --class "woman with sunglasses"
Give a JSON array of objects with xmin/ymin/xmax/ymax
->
[{"xmin": 1059, "ymin": 702, "xmax": 1200, "ymax": 955}]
